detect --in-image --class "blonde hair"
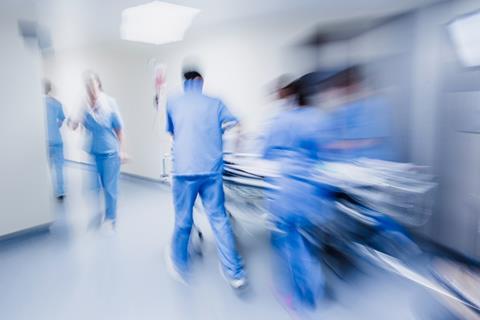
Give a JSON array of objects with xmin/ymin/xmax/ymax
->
[{"xmin": 83, "ymin": 70, "xmax": 103, "ymax": 91}]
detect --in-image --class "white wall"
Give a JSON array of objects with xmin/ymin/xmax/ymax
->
[
  {"xmin": 43, "ymin": 14, "xmax": 317, "ymax": 179},
  {"xmin": 0, "ymin": 13, "xmax": 54, "ymax": 236},
  {"xmin": 415, "ymin": 0, "xmax": 480, "ymax": 258}
]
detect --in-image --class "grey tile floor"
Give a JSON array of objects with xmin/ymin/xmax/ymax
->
[{"xmin": 0, "ymin": 165, "xmax": 456, "ymax": 320}]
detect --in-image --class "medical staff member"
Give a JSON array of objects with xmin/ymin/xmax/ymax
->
[
  {"xmin": 233, "ymin": 77, "xmax": 296, "ymax": 154},
  {"xmin": 325, "ymin": 66, "xmax": 392, "ymax": 161},
  {"xmin": 72, "ymin": 72, "xmax": 125, "ymax": 232},
  {"xmin": 263, "ymin": 80, "xmax": 333, "ymax": 310},
  {"xmin": 44, "ymin": 79, "xmax": 66, "ymax": 200},
  {"xmin": 165, "ymin": 70, "xmax": 246, "ymax": 289}
]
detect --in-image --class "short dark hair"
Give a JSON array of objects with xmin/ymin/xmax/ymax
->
[
  {"xmin": 43, "ymin": 79, "xmax": 52, "ymax": 95},
  {"xmin": 183, "ymin": 70, "xmax": 202, "ymax": 80},
  {"xmin": 332, "ymin": 66, "xmax": 363, "ymax": 88}
]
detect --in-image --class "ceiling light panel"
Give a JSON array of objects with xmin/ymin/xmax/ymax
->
[{"xmin": 121, "ymin": 1, "xmax": 200, "ymax": 45}]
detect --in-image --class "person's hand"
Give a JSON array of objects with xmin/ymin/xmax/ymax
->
[
  {"xmin": 67, "ymin": 118, "xmax": 80, "ymax": 130},
  {"xmin": 120, "ymin": 152, "xmax": 130, "ymax": 164}
]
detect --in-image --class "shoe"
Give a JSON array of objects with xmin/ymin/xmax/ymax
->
[
  {"xmin": 165, "ymin": 246, "xmax": 188, "ymax": 286},
  {"xmin": 189, "ymin": 229, "xmax": 204, "ymax": 258},
  {"xmin": 219, "ymin": 263, "xmax": 247, "ymax": 290},
  {"xmin": 100, "ymin": 219, "xmax": 115, "ymax": 235},
  {"xmin": 56, "ymin": 195, "xmax": 65, "ymax": 201},
  {"xmin": 230, "ymin": 277, "xmax": 247, "ymax": 290},
  {"xmin": 88, "ymin": 213, "xmax": 103, "ymax": 230}
]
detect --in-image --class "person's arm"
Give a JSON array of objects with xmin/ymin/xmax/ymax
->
[
  {"xmin": 112, "ymin": 110, "xmax": 128, "ymax": 163},
  {"xmin": 57, "ymin": 102, "xmax": 66, "ymax": 128},
  {"xmin": 115, "ymin": 128, "xmax": 125, "ymax": 154},
  {"xmin": 218, "ymin": 100, "xmax": 238, "ymax": 132},
  {"xmin": 166, "ymin": 106, "xmax": 174, "ymax": 137},
  {"xmin": 67, "ymin": 103, "xmax": 87, "ymax": 130}
]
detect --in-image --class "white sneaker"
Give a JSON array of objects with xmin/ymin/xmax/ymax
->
[
  {"xmin": 164, "ymin": 246, "xmax": 188, "ymax": 286},
  {"xmin": 230, "ymin": 277, "xmax": 247, "ymax": 290},
  {"xmin": 219, "ymin": 263, "xmax": 247, "ymax": 290}
]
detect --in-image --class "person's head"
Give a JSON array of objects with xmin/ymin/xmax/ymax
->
[
  {"xmin": 285, "ymin": 79, "xmax": 310, "ymax": 107},
  {"xmin": 274, "ymin": 75, "xmax": 294, "ymax": 100},
  {"xmin": 183, "ymin": 70, "xmax": 203, "ymax": 81},
  {"xmin": 83, "ymin": 71, "xmax": 102, "ymax": 103},
  {"xmin": 183, "ymin": 69, "xmax": 203, "ymax": 92},
  {"xmin": 332, "ymin": 66, "xmax": 363, "ymax": 95},
  {"xmin": 43, "ymin": 79, "xmax": 52, "ymax": 95}
]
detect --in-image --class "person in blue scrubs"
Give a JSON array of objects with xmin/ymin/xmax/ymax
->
[
  {"xmin": 263, "ymin": 81, "xmax": 334, "ymax": 310},
  {"xmin": 325, "ymin": 66, "xmax": 393, "ymax": 161},
  {"xmin": 44, "ymin": 80, "xmax": 66, "ymax": 200},
  {"xmin": 72, "ymin": 72, "xmax": 125, "ymax": 232},
  {"xmin": 165, "ymin": 70, "xmax": 246, "ymax": 289}
]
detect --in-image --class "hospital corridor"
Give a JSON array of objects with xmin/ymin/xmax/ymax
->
[
  {"xmin": 2, "ymin": 0, "xmax": 480, "ymax": 319},
  {"xmin": 0, "ymin": 164, "xmax": 438, "ymax": 319}
]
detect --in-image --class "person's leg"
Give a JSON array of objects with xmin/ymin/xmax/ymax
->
[
  {"xmin": 99, "ymin": 153, "xmax": 121, "ymax": 222},
  {"xmin": 53, "ymin": 145, "xmax": 65, "ymax": 197},
  {"xmin": 290, "ymin": 224, "xmax": 323, "ymax": 309},
  {"xmin": 48, "ymin": 145, "xmax": 65, "ymax": 197},
  {"xmin": 272, "ymin": 214, "xmax": 324, "ymax": 309},
  {"xmin": 271, "ymin": 221, "xmax": 296, "ymax": 303},
  {"xmin": 199, "ymin": 174, "xmax": 245, "ymax": 280},
  {"xmin": 171, "ymin": 176, "xmax": 199, "ymax": 273}
]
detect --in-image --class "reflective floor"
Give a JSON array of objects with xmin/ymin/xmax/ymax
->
[{"xmin": 0, "ymin": 165, "xmax": 458, "ymax": 319}]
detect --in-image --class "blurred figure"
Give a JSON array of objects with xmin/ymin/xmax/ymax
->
[
  {"xmin": 232, "ymin": 76, "xmax": 296, "ymax": 154},
  {"xmin": 322, "ymin": 67, "xmax": 419, "ymax": 261},
  {"xmin": 165, "ymin": 70, "xmax": 246, "ymax": 289},
  {"xmin": 263, "ymin": 80, "xmax": 333, "ymax": 310},
  {"xmin": 325, "ymin": 66, "xmax": 392, "ymax": 161},
  {"xmin": 71, "ymin": 72, "xmax": 125, "ymax": 232},
  {"xmin": 274, "ymin": 75, "xmax": 296, "ymax": 110},
  {"xmin": 44, "ymin": 79, "xmax": 66, "ymax": 200}
]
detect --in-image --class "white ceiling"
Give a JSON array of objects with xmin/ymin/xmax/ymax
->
[{"xmin": 18, "ymin": 0, "xmax": 443, "ymax": 50}]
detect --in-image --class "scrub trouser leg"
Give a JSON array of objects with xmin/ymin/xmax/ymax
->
[
  {"xmin": 171, "ymin": 175, "xmax": 244, "ymax": 279},
  {"xmin": 199, "ymin": 175, "xmax": 244, "ymax": 280},
  {"xmin": 171, "ymin": 176, "xmax": 199, "ymax": 273},
  {"xmin": 95, "ymin": 153, "xmax": 120, "ymax": 222},
  {"xmin": 48, "ymin": 144, "xmax": 65, "ymax": 197},
  {"xmin": 272, "ymin": 220, "xmax": 324, "ymax": 309}
]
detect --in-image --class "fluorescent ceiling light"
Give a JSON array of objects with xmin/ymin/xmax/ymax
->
[
  {"xmin": 448, "ymin": 11, "xmax": 480, "ymax": 67},
  {"xmin": 121, "ymin": 1, "xmax": 200, "ymax": 45}
]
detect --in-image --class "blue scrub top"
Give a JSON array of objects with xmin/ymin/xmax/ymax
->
[
  {"xmin": 166, "ymin": 79, "xmax": 237, "ymax": 176},
  {"xmin": 83, "ymin": 93, "xmax": 123, "ymax": 155},
  {"xmin": 328, "ymin": 96, "xmax": 392, "ymax": 161},
  {"xmin": 262, "ymin": 106, "xmax": 334, "ymax": 222},
  {"xmin": 263, "ymin": 107, "xmax": 334, "ymax": 176},
  {"xmin": 45, "ymin": 96, "xmax": 65, "ymax": 146}
]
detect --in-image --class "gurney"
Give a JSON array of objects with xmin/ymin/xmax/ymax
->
[
  {"xmin": 222, "ymin": 154, "xmax": 436, "ymax": 230},
  {"xmin": 163, "ymin": 152, "xmax": 479, "ymax": 314},
  {"xmin": 222, "ymin": 154, "xmax": 480, "ymax": 315}
]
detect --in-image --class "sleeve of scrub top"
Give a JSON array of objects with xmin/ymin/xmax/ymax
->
[
  {"xmin": 165, "ymin": 103, "xmax": 174, "ymax": 135},
  {"xmin": 109, "ymin": 99, "xmax": 124, "ymax": 130},
  {"xmin": 57, "ymin": 102, "xmax": 66, "ymax": 126},
  {"xmin": 261, "ymin": 122, "xmax": 281, "ymax": 160},
  {"xmin": 111, "ymin": 111, "xmax": 123, "ymax": 130},
  {"xmin": 218, "ymin": 100, "xmax": 238, "ymax": 124}
]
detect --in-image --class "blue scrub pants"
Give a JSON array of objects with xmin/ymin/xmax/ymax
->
[
  {"xmin": 94, "ymin": 153, "xmax": 120, "ymax": 221},
  {"xmin": 171, "ymin": 174, "xmax": 245, "ymax": 279},
  {"xmin": 48, "ymin": 144, "xmax": 65, "ymax": 197},
  {"xmin": 272, "ymin": 220, "xmax": 324, "ymax": 308},
  {"xmin": 269, "ymin": 175, "xmax": 327, "ymax": 308}
]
